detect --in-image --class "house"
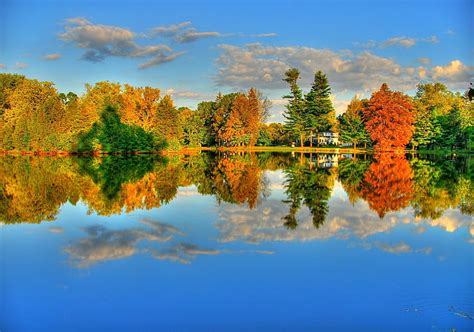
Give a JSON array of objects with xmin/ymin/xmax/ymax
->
[{"xmin": 314, "ymin": 131, "xmax": 339, "ymax": 146}]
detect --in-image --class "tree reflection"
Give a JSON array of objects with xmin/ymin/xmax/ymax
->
[
  {"xmin": 360, "ymin": 153, "xmax": 414, "ymax": 218},
  {"xmin": 282, "ymin": 154, "xmax": 335, "ymax": 229},
  {"xmin": 0, "ymin": 152, "xmax": 472, "ymax": 224}
]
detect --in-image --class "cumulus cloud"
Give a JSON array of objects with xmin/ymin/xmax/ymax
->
[
  {"xmin": 432, "ymin": 60, "xmax": 473, "ymax": 82},
  {"xmin": 0, "ymin": 64, "xmax": 6, "ymax": 69},
  {"xmin": 215, "ymin": 43, "xmax": 473, "ymax": 92},
  {"xmin": 44, "ymin": 53, "xmax": 62, "ymax": 60},
  {"xmin": 60, "ymin": 18, "xmax": 183, "ymax": 69}
]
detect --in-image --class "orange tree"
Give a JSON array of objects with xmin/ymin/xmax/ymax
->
[{"xmin": 362, "ymin": 83, "xmax": 414, "ymax": 149}]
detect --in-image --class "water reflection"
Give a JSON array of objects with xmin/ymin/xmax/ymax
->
[
  {"xmin": 2, "ymin": 152, "xmax": 473, "ymax": 330},
  {"xmin": 1, "ymin": 152, "xmax": 472, "ymax": 226}
]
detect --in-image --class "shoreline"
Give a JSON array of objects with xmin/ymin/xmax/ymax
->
[{"xmin": 0, "ymin": 146, "xmax": 472, "ymax": 157}]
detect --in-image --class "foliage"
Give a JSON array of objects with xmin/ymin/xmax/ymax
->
[
  {"xmin": 282, "ymin": 68, "xmax": 307, "ymax": 147},
  {"xmin": 337, "ymin": 97, "xmax": 371, "ymax": 148},
  {"xmin": 76, "ymin": 105, "xmax": 165, "ymax": 153},
  {"xmin": 362, "ymin": 83, "xmax": 415, "ymax": 149},
  {"xmin": 304, "ymin": 71, "xmax": 335, "ymax": 143}
]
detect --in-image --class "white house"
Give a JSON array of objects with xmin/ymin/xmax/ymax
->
[{"xmin": 315, "ymin": 131, "xmax": 339, "ymax": 146}]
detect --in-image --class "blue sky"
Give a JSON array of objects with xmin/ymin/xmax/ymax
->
[{"xmin": 1, "ymin": 0, "xmax": 472, "ymax": 121}]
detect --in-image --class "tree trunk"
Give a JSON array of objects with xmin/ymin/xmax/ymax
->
[
  {"xmin": 300, "ymin": 134, "xmax": 304, "ymax": 148},
  {"xmin": 310, "ymin": 130, "xmax": 313, "ymax": 148}
]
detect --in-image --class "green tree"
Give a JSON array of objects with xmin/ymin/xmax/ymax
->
[
  {"xmin": 304, "ymin": 70, "xmax": 335, "ymax": 146},
  {"xmin": 76, "ymin": 105, "xmax": 165, "ymax": 153},
  {"xmin": 337, "ymin": 97, "xmax": 371, "ymax": 148},
  {"xmin": 282, "ymin": 68, "xmax": 306, "ymax": 147}
]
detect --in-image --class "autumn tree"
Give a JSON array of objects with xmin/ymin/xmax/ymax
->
[
  {"xmin": 154, "ymin": 95, "xmax": 181, "ymax": 149},
  {"xmin": 221, "ymin": 95, "xmax": 248, "ymax": 146},
  {"xmin": 0, "ymin": 78, "xmax": 74, "ymax": 151},
  {"xmin": 121, "ymin": 85, "xmax": 161, "ymax": 131},
  {"xmin": 244, "ymin": 88, "xmax": 262, "ymax": 146},
  {"xmin": 362, "ymin": 83, "xmax": 414, "ymax": 149}
]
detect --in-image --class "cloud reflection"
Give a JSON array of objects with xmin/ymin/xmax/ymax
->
[{"xmin": 65, "ymin": 218, "xmax": 212, "ymax": 268}]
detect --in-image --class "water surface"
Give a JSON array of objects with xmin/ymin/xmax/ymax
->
[{"xmin": 1, "ymin": 152, "xmax": 473, "ymax": 331}]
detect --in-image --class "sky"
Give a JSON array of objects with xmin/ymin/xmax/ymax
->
[{"xmin": 1, "ymin": 0, "xmax": 473, "ymax": 122}]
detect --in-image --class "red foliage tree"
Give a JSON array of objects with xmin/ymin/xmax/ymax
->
[{"xmin": 363, "ymin": 83, "xmax": 415, "ymax": 149}]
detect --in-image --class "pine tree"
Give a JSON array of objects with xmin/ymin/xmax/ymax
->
[
  {"xmin": 304, "ymin": 70, "xmax": 335, "ymax": 147},
  {"xmin": 282, "ymin": 68, "xmax": 306, "ymax": 147}
]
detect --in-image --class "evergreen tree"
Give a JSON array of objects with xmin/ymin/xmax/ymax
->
[
  {"xmin": 304, "ymin": 70, "xmax": 335, "ymax": 146},
  {"xmin": 282, "ymin": 68, "xmax": 306, "ymax": 147}
]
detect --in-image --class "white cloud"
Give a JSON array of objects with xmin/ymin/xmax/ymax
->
[
  {"xmin": 432, "ymin": 60, "xmax": 472, "ymax": 81},
  {"xmin": 44, "ymin": 53, "xmax": 62, "ymax": 60},
  {"xmin": 215, "ymin": 43, "xmax": 473, "ymax": 93},
  {"xmin": 60, "ymin": 18, "xmax": 183, "ymax": 69}
]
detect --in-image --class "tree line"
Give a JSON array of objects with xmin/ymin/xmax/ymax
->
[
  {"xmin": 281, "ymin": 68, "xmax": 473, "ymax": 150},
  {"xmin": 0, "ymin": 72, "xmax": 472, "ymax": 153}
]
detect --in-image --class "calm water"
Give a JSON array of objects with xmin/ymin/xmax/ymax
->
[{"xmin": 0, "ymin": 152, "xmax": 473, "ymax": 331}]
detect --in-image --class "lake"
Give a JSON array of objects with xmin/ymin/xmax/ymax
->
[{"xmin": 0, "ymin": 152, "xmax": 472, "ymax": 331}]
